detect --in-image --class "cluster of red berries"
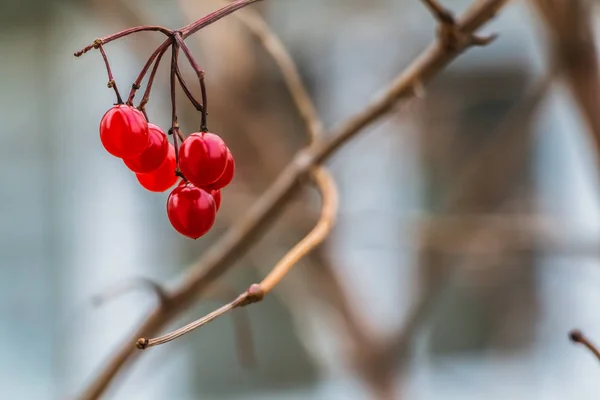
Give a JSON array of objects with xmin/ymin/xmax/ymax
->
[{"xmin": 99, "ymin": 104, "xmax": 234, "ymax": 239}]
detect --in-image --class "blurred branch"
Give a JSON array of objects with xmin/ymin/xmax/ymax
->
[
  {"xmin": 531, "ymin": 0, "xmax": 600, "ymax": 164},
  {"xmin": 216, "ymin": 0, "xmax": 324, "ymax": 140},
  {"xmin": 79, "ymin": 1, "xmax": 509, "ymax": 398},
  {"xmin": 91, "ymin": 277, "xmax": 168, "ymax": 307}
]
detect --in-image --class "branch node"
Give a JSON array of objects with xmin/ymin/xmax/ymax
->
[
  {"xmin": 136, "ymin": 338, "xmax": 149, "ymax": 350},
  {"xmin": 570, "ymin": 329, "xmax": 584, "ymax": 343},
  {"xmin": 422, "ymin": 0, "xmax": 496, "ymax": 51},
  {"xmin": 239, "ymin": 284, "xmax": 265, "ymax": 307}
]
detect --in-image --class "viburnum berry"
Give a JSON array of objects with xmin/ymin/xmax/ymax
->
[
  {"xmin": 136, "ymin": 143, "xmax": 179, "ymax": 192},
  {"xmin": 123, "ymin": 123, "xmax": 169, "ymax": 173},
  {"xmin": 99, "ymin": 104, "xmax": 149, "ymax": 157},
  {"xmin": 167, "ymin": 182, "xmax": 216, "ymax": 239},
  {"xmin": 179, "ymin": 132, "xmax": 228, "ymax": 187},
  {"xmin": 209, "ymin": 189, "xmax": 221, "ymax": 211},
  {"xmin": 205, "ymin": 148, "xmax": 234, "ymax": 190}
]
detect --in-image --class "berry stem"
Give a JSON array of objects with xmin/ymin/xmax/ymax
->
[
  {"xmin": 137, "ymin": 42, "xmax": 171, "ymax": 112},
  {"xmin": 175, "ymin": 62, "xmax": 204, "ymax": 112},
  {"xmin": 174, "ymin": 34, "xmax": 208, "ymax": 131},
  {"xmin": 74, "ymin": 26, "xmax": 173, "ymax": 57},
  {"xmin": 179, "ymin": 0, "xmax": 263, "ymax": 39},
  {"xmin": 96, "ymin": 42, "xmax": 123, "ymax": 104},
  {"xmin": 170, "ymin": 42, "xmax": 181, "ymax": 167},
  {"xmin": 127, "ymin": 38, "xmax": 172, "ymax": 106}
]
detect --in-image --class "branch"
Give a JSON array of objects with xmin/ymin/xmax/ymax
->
[
  {"xmin": 531, "ymin": 0, "xmax": 600, "ymax": 163},
  {"xmin": 78, "ymin": 1, "xmax": 509, "ymax": 398}
]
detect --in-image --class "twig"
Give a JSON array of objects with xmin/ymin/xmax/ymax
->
[
  {"xmin": 78, "ymin": 1, "xmax": 509, "ymax": 398},
  {"xmin": 96, "ymin": 42, "xmax": 123, "ymax": 104},
  {"xmin": 127, "ymin": 38, "xmax": 172, "ymax": 106},
  {"xmin": 174, "ymin": 33, "xmax": 209, "ymax": 131},
  {"xmin": 174, "ymin": 62, "xmax": 204, "ymax": 112},
  {"xmin": 570, "ymin": 329, "xmax": 600, "ymax": 362},
  {"xmin": 74, "ymin": 26, "xmax": 173, "ymax": 57},
  {"xmin": 137, "ymin": 42, "xmax": 171, "ymax": 112},
  {"xmin": 169, "ymin": 43, "xmax": 181, "ymax": 166},
  {"xmin": 180, "ymin": 0, "xmax": 264, "ymax": 39}
]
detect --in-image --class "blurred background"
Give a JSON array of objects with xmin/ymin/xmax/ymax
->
[{"xmin": 2, "ymin": 0, "xmax": 600, "ymax": 399}]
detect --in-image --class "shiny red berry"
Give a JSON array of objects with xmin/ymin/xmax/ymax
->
[
  {"xmin": 123, "ymin": 123, "xmax": 169, "ymax": 173},
  {"xmin": 167, "ymin": 183, "xmax": 216, "ymax": 239},
  {"xmin": 99, "ymin": 105, "xmax": 149, "ymax": 157},
  {"xmin": 136, "ymin": 143, "xmax": 179, "ymax": 192},
  {"xmin": 205, "ymin": 148, "xmax": 234, "ymax": 190},
  {"xmin": 210, "ymin": 189, "xmax": 222, "ymax": 211},
  {"xmin": 179, "ymin": 132, "xmax": 228, "ymax": 187}
]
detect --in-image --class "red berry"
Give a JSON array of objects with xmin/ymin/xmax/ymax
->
[
  {"xmin": 100, "ymin": 105, "xmax": 149, "ymax": 157},
  {"xmin": 136, "ymin": 143, "xmax": 179, "ymax": 192},
  {"xmin": 210, "ymin": 189, "xmax": 222, "ymax": 211},
  {"xmin": 123, "ymin": 124, "xmax": 169, "ymax": 173},
  {"xmin": 179, "ymin": 132, "xmax": 228, "ymax": 187},
  {"xmin": 167, "ymin": 183, "xmax": 216, "ymax": 239},
  {"xmin": 205, "ymin": 148, "xmax": 235, "ymax": 190}
]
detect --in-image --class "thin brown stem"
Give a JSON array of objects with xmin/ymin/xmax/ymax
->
[
  {"xmin": 96, "ymin": 42, "xmax": 123, "ymax": 104},
  {"xmin": 74, "ymin": 25, "xmax": 173, "ymax": 57},
  {"xmin": 175, "ymin": 62, "xmax": 204, "ymax": 112},
  {"xmin": 180, "ymin": 0, "xmax": 264, "ymax": 39},
  {"xmin": 174, "ymin": 34, "xmax": 208, "ymax": 131},
  {"xmin": 127, "ymin": 39, "xmax": 172, "ymax": 106},
  {"xmin": 137, "ymin": 284, "xmax": 263, "ymax": 349},
  {"xmin": 137, "ymin": 294, "xmax": 245, "ymax": 349},
  {"xmin": 570, "ymin": 330, "xmax": 600, "ymax": 362},
  {"xmin": 170, "ymin": 43, "xmax": 181, "ymax": 166},
  {"xmin": 137, "ymin": 41, "xmax": 171, "ymax": 111}
]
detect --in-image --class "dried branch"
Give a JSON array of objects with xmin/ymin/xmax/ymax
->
[
  {"xmin": 96, "ymin": 42, "xmax": 123, "ymax": 104},
  {"xmin": 78, "ymin": 1, "xmax": 509, "ymax": 398}
]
